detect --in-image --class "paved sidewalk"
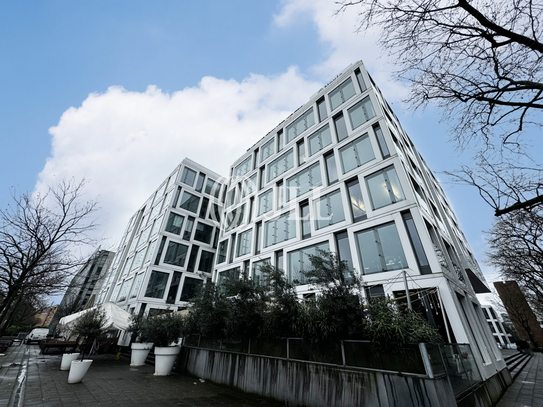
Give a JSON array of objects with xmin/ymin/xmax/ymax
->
[
  {"xmin": 0, "ymin": 342, "xmax": 27, "ymax": 406},
  {"xmin": 2, "ymin": 344, "xmax": 282, "ymax": 407},
  {"xmin": 496, "ymin": 352, "xmax": 543, "ymax": 407}
]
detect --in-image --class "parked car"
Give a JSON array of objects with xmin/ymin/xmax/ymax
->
[{"xmin": 26, "ymin": 328, "xmax": 50, "ymax": 344}]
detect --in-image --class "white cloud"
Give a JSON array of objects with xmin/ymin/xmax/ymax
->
[{"xmin": 37, "ymin": 68, "xmax": 321, "ymax": 247}]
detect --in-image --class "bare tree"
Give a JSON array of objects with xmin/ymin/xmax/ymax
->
[
  {"xmin": 337, "ymin": 0, "xmax": 543, "ymax": 214},
  {"xmin": 0, "ymin": 180, "xmax": 98, "ymax": 334}
]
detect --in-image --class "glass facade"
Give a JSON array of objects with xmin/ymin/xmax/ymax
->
[{"xmin": 356, "ymin": 223, "xmax": 407, "ymax": 274}]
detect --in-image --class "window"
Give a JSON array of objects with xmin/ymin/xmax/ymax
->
[
  {"xmin": 255, "ymin": 222, "xmax": 262, "ymax": 254},
  {"xmin": 373, "ymin": 123, "xmax": 390, "ymax": 158},
  {"xmin": 252, "ymin": 259, "xmax": 270, "ymax": 286},
  {"xmin": 181, "ymin": 167, "xmax": 196, "ymax": 187},
  {"xmin": 402, "ymin": 211, "xmax": 431, "ymax": 274},
  {"xmin": 346, "ymin": 179, "xmax": 366, "ymax": 222},
  {"xmin": 260, "ymin": 138, "xmax": 275, "ymax": 163},
  {"xmin": 217, "ymin": 267, "xmax": 240, "ymax": 294},
  {"xmin": 179, "ymin": 192, "xmax": 200, "ymax": 213},
  {"xmin": 117, "ymin": 278, "xmax": 132, "ymax": 303},
  {"xmin": 225, "ymin": 204, "xmax": 245, "ymax": 231},
  {"xmin": 329, "ymin": 78, "xmax": 356, "ymax": 110},
  {"xmin": 339, "ymin": 134, "xmax": 375, "ymax": 173},
  {"xmin": 324, "ymin": 151, "xmax": 339, "ymax": 185},
  {"xmin": 149, "ymin": 200, "xmax": 163, "ymax": 220},
  {"xmin": 180, "ymin": 277, "xmax": 203, "ymax": 301},
  {"xmin": 209, "ymin": 203, "xmax": 222, "ymax": 224},
  {"xmin": 317, "ymin": 97, "xmax": 327, "ymax": 122},
  {"xmin": 308, "ymin": 125, "xmax": 332, "ymax": 156},
  {"xmin": 172, "ymin": 186, "xmax": 182, "ymax": 207},
  {"xmin": 275, "ymin": 250, "xmax": 284, "ymax": 270},
  {"xmin": 356, "ymin": 222, "xmax": 407, "ymax": 274},
  {"xmin": 166, "ymin": 272, "xmax": 182, "ymax": 304},
  {"xmin": 277, "ymin": 130, "xmax": 284, "ymax": 151},
  {"xmin": 334, "ymin": 114, "xmax": 349, "ymax": 142},
  {"xmin": 145, "ymin": 271, "xmax": 169, "ymax": 298},
  {"xmin": 288, "ymin": 241, "xmax": 330, "ymax": 284},
  {"xmin": 234, "ymin": 156, "xmax": 252, "ymax": 179},
  {"xmin": 183, "ymin": 216, "xmax": 195, "ymax": 240},
  {"xmin": 236, "ymin": 229, "xmax": 253, "ymax": 257},
  {"xmin": 264, "ymin": 211, "xmax": 296, "ymax": 247},
  {"xmin": 336, "ymin": 231, "xmax": 354, "ymax": 273},
  {"xmin": 267, "ymin": 149, "xmax": 294, "ymax": 182},
  {"xmin": 198, "ymin": 250, "xmax": 215, "ymax": 273},
  {"xmin": 315, "ymin": 189, "xmax": 345, "ymax": 230},
  {"xmin": 276, "ymin": 181, "xmax": 285, "ymax": 209},
  {"xmin": 144, "ymin": 239, "xmax": 157, "ymax": 264},
  {"xmin": 163, "ymin": 241, "xmax": 189, "ymax": 267},
  {"xmin": 297, "ymin": 140, "xmax": 306, "ymax": 165},
  {"xmin": 242, "ymin": 173, "xmax": 257, "ymax": 198},
  {"xmin": 204, "ymin": 179, "xmax": 221, "ymax": 198},
  {"xmin": 300, "ymin": 202, "xmax": 311, "ymax": 239},
  {"xmin": 217, "ymin": 240, "xmax": 228, "ymax": 263},
  {"xmin": 138, "ymin": 225, "xmax": 152, "ymax": 246},
  {"xmin": 165, "ymin": 212, "xmax": 184, "ymax": 235},
  {"xmin": 286, "ymin": 108, "xmax": 315, "ymax": 143},
  {"xmin": 199, "ymin": 197, "xmax": 209, "ymax": 218},
  {"xmin": 366, "ymin": 166, "xmax": 405, "ymax": 209},
  {"xmin": 348, "ymin": 96, "xmax": 376, "ymax": 129},
  {"xmin": 227, "ymin": 189, "xmax": 236, "ymax": 207},
  {"xmin": 131, "ymin": 249, "xmax": 145, "ymax": 271},
  {"xmin": 365, "ymin": 284, "xmax": 385, "ymax": 299},
  {"xmin": 195, "ymin": 173, "xmax": 206, "ymax": 192},
  {"xmin": 286, "ymin": 162, "xmax": 322, "ymax": 201},
  {"xmin": 130, "ymin": 273, "xmax": 144, "ymax": 299},
  {"xmin": 355, "ymin": 68, "xmax": 367, "ymax": 92},
  {"xmin": 258, "ymin": 189, "xmax": 273, "ymax": 216},
  {"xmin": 186, "ymin": 245, "xmax": 199, "ymax": 272},
  {"xmin": 154, "ymin": 236, "xmax": 167, "ymax": 265},
  {"xmin": 194, "ymin": 222, "xmax": 214, "ymax": 244}
]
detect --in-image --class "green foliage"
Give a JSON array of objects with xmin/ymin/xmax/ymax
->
[
  {"xmin": 139, "ymin": 313, "xmax": 184, "ymax": 347},
  {"xmin": 185, "ymin": 282, "xmax": 229, "ymax": 339},
  {"xmin": 72, "ymin": 308, "xmax": 107, "ymax": 359},
  {"xmin": 127, "ymin": 314, "xmax": 146, "ymax": 342}
]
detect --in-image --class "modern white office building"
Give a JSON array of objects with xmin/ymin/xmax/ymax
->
[{"xmin": 98, "ymin": 61, "xmax": 506, "ymax": 382}]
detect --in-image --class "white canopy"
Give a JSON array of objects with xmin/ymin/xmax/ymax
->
[{"xmin": 58, "ymin": 302, "xmax": 131, "ymax": 333}]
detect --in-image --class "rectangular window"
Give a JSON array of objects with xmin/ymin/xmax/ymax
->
[
  {"xmin": 317, "ymin": 97, "xmax": 327, "ymax": 122},
  {"xmin": 255, "ymin": 221, "xmax": 262, "ymax": 254},
  {"xmin": 259, "ymin": 167, "xmax": 266, "ymax": 190},
  {"xmin": 346, "ymin": 178, "xmax": 366, "ymax": 222},
  {"xmin": 117, "ymin": 278, "xmax": 132, "ymax": 303},
  {"xmin": 297, "ymin": 140, "xmax": 306, "ymax": 165},
  {"xmin": 198, "ymin": 250, "xmax": 215, "ymax": 273},
  {"xmin": 180, "ymin": 277, "xmax": 203, "ymax": 301},
  {"xmin": 276, "ymin": 250, "xmax": 284, "ymax": 270},
  {"xmin": 287, "ymin": 241, "xmax": 330, "ymax": 284},
  {"xmin": 144, "ymin": 239, "xmax": 157, "ymax": 265},
  {"xmin": 209, "ymin": 203, "xmax": 222, "ymax": 225},
  {"xmin": 356, "ymin": 222, "xmax": 407, "ymax": 274},
  {"xmin": 348, "ymin": 96, "xmax": 376, "ymax": 129},
  {"xmin": 163, "ymin": 241, "xmax": 189, "ymax": 267},
  {"xmin": 366, "ymin": 166, "xmax": 405, "ymax": 209},
  {"xmin": 258, "ymin": 189, "xmax": 273, "ymax": 216},
  {"xmin": 144, "ymin": 270, "xmax": 169, "ymax": 299},
  {"xmin": 373, "ymin": 123, "xmax": 390, "ymax": 158},
  {"xmin": 402, "ymin": 211, "xmax": 431, "ymax": 274},
  {"xmin": 194, "ymin": 222, "xmax": 214, "ymax": 244},
  {"xmin": 179, "ymin": 192, "xmax": 200, "ymax": 213},
  {"xmin": 225, "ymin": 204, "xmax": 245, "ymax": 231},
  {"xmin": 277, "ymin": 130, "xmax": 284, "ymax": 152},
  {"xmin": 264, "ymin": 211, "xmax": 296, "ymax": 248},
  {"xmin": 236, "ymin": 229, "xmax": 253, "ymax": 257},
  {"xmin": 204, "ymin": 179, "xmax": 221, "ymax": 198},
  {"xmin": 183, "ymin": 216, "xmax": 195, "ymax": 240},
  {"xmin": 131, "ymin": 249, "xmax": 145, "ymax": 271},
  {"xmin": 186, "ymin": 245, "xmax": 199, "ymax": 272},
  {"xmin": 130, "ymin": 273, "xmax": 144, "ymax": 299},
  {"xmin": 166, "ymin": 272, "xmax": 182, "ymax": 304},
  {"xmin": 286, "ymin": 108, "xmax": 315, "ymax": 143},
  {"xmin": 172, "ymin": 186, "xmax": 182, "ymax": 207},
  {"xmin": 354, "ymin": 68, "xmax": 367, "ymax": 92},
  {"xmin": 300, "ymin": 202, "xmax": 311, "ymax": 239},
  {"xmin": 329, "ymin": 78, "xmax": 356, "ymax": 111},
  {"xmin": 339, "ymin": 134, "xmax": 375, "ymax": 174},
  {"xmin": 242, "ymin": 173, "xmax": 257, "ymax": 198},
  {"xmin": 199, "ymin": 197, "xmax": 209, "ymax": 219},
  {"xmin": 315, "ymin": 189, "xmax": 345, "ymax": 230},
  {"xmin": 165, "ymin": 212, "xmax": 184, "ymax": 235},
  {"xmin": 336, "ymin": 231, "xmax": 354, "ymax": 273},
  {"xmin": 252, "ymin": 259, "xmax": 270, "ymax": 286},
  {"xmin": 260, "ymin": 138, "xmax": 275, "ymax": 163},
  {"xmin": 334, "ymin": 114, "xmax": 349, "ymax": 142},
  {"xmin": 324, "ymin": 151, "xmax": 339, "ymax": 185},
  {"xmin": 227, "ymin": 188, "xmax": 236, "ymax": 207},
  {"xmin": 276, "ymin": 180, "xmax": 285, "ymax": 209},
  {"xmin": 181, "ymin": 167, "xmax": 196, "ymax": 187},
  {"xmin": 286, "ymin": 162, "xmax": 322, "ymax": 201},
  {"xmin": 195, "ymin": 173, "xmax": 206, "ymax": 192},
  {"xmin": 217, "ymin": 240, "xmax": 228, "ymax": 263},
  {"xmin": 308, "ymin": 124, "xmax": 332, "ymax": 156},
  {"xmin": 248, "ymin": 197, "xmax": 254, "ymax": 222},
  {"xmin": 267, "ymin": 148, "xmax": 294, "ymax": 182},
  {"xmin": 217, "ymin": 267, "xmax": 240, "ymax": 294},
  {"xmin": 233, "ymin": 156, "xmax": 252, "ymax": 179},
  {"xmin": 154, "ymin": 236, "xmax": 167, "ymax": 265}
]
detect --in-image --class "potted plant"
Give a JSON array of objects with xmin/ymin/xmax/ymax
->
[
  {"xmin": 140, "ymin": 312, "xmax": 184, "ymax": 376},
  {"xmin": 67, "ymin": 308, "xmax": 107, "ymax": 383},
  {"xmin": 127, "ymin": 314, "xmax": 154, "ymax": 367}
]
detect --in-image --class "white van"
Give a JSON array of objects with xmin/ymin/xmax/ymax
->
[{"xmin": 26, "ymin": 328, "xmax": 49, "ymax": 344}]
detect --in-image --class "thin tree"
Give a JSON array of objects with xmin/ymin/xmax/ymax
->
[{"xmin": 0, "ymin": 180, "xmax": 98, "ymax": 334}]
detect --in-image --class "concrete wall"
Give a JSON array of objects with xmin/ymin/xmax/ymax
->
[{"xmin": 178, "ymin": 347, "xmax": 457, "ymax": 407}]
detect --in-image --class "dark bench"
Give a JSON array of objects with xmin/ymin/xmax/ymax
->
[
  {"xmin": 0, "ymin": 339, "xmax": 14, "ymax": 352},
  {"xmin": 39, "ymin": 340, "xmax": 78, "ymax": 354}
]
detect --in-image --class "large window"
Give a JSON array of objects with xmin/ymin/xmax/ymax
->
[
  {"xmin": 116, "ymin": 278, "xmax": 132, "ymax": 303},
  {"xmin": 236, "ymin": 229, "xmax": 253, "ymax": 257},
  {"xmin": 165, "ymin": 212, "xmax": 184, "ymax": 235},
  {"xmin": 225, "ymin": 204, "xmax": 245, "ymax": 231},
  {"xmin": 242, "ymin": 173, "xmax": 257, "ymax": 198},
  {"xmin": 180, "ymin": 277, "xmax": 203, "ymax": 301},
  {"xmin": 181, "ymin": 167, "xmax": 196, "ymax": 186},
  {"xmin": 308, "ymin": 125, "xmax": 332, "ymax": 156},
  {"xmin": 130, "ymin": 273, "xmax": 144, "ymax": 299},
  {"xmin": 183, "ymin": 216, "xmax": 195, "ymax": 240},
  {"xmin": 329, "ymin": 78, "xmax": 356, "ymax": 111},
  {"xmin": 402, "ymin": 211, "xmax": 431, "ymax": 274},
  {"xmin": 339, "ymin": 134, "xmax": 375, "ymax": 174},
  {"xmin": 252, "ymin": 259, "xmax": 270, "ymax": 286},
  {"xmin": 144, "ymin": 270, "xmax": 169, "ymax": 298},
  {"xmin": 217, "ymin": 240, "xmax": 228, "ymax": 263},
  {"xmin": 348, "ymin": 96, "xmax": 375, "ymax": 129},
  {"xmin": 217, "ymin": 267, "xmax": 240, "ymax": 294},
  {"xmin": 315, "ymin": 189, "xmax": 345, "ymax": 230},
  {"xmin": 179, "ymin": 192, "xmax": 200, "ymax": 213},
  {"xmin": 194, "ymin": 222, "xmax": 214, "ymax": 244},
  {"xmin": 234, "ymin": 156, "xmax": 252, "ymax": 179},
  {"xmin": 166, "ymin": 272, "xmax": 182, "ymax": 304},
  {"xmin": 287, "ymin": 241, "xmax": 330, "ymax": 284},
  {"xmin": 317, "ymin": 97, "xmax": 327, "ymax": 122},
  {"xmin": 286, "ymin": 162, "xmax": 322, "ymax": 201},
  {"xmin": 356, "ymin": 222, "xmax": 407, "ymax": 274},
  {"xmin": 198, "ymin": 250, "xmax": 215, "ymax": 273},
  {"xmin": 286, "ymin": 108, "xmax": 315, "ymax": 143},
  {"xmin": 204, "ymin": 179, "xmax": 221, "ymax": 198},
  {"xmin": 365, "ymin": 166, "xmax": 405, "ymax": 209},
  {"xmin": 346, "ymin": 179, "xmax": 366, "ymax": 222},
  {"xmin": 264, "ymin": 211, "xmax": 296, "ymax": 247},
  {"xmin": 163, "ymin": 241, "xmax": 189, "ymax": 267},
  {"xmin": 260, "ymin": 138, "xmax": 275, "ymax": 163},
  {"xmin": 258, "ymin": 189, "xmax": 273, "ymax": 216},
  {"xmin": 334, "ymin": 114, "xmax": 349, "ymax": 141},
  {"xmin": 267, "ymin": 149, "xmax": 294, "ymax": 182}
]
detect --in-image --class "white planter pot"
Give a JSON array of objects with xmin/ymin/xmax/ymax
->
[
  {"xmin": 60, "ymin": 353, "xmax": 80, "ymax": 371},
  {"xmin": 68, "ymin": 360, "xmax": 93, "ymax": 383},
  {"xmin": 130, "ymin": 342, "xmax": 154, "ymax": 366},
  {"xmin": 154, "ymin": 346, "xmax": 181, "ymax": 376}
]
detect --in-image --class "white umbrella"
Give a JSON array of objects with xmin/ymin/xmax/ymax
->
[{"xmin": 58, "ymin": 302, "xmax": 131, "ymax": 333}]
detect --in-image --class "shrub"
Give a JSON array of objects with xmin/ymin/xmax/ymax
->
[{"xmin": 140, "ymin": 313, "xmax": 184, "ymax": 347}]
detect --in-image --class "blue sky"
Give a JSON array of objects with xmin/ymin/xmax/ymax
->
[{"xmin": 0, "ymin": 1, "xmax": 502, "ymax": 288}]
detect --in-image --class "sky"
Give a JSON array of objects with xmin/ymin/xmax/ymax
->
[{"xmin": 0, "ymin": 0, "xmax": 504, "ymax": 295}]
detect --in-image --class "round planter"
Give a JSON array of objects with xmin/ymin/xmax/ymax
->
[
  {"xmin": 68, "ymin": 360, "xmax": 93, "ymax": 383},
  {"xmin": 60, "ymin": 353, "xmax": 80, "ymax": 371},
  {"xmin": 154, "ymin": 346, "xmax": 181, "ymax": 376},
  {"xmin": 130, "ymin": 342, "xmax": 154, "ymax": 367}
]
